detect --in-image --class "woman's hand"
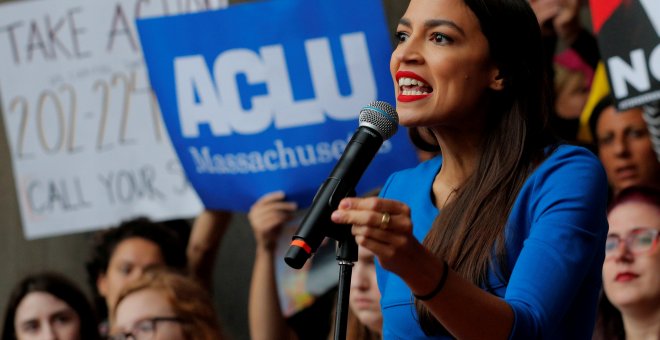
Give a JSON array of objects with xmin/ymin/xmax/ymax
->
[
  {"xmin": 529, "ymin": 0, "xmax": 581, "ymax": 43},
  {"xmin": 248, "ymin": 191, "xmax": 298, "ymax": 252},
  {"xmin": 330, "ymin": 197, "xmax": 426, "ymax": 278},
  {"xmin": 530, "ymin": 0, "xmax": 561, "ymax": 35},
  {"xmin": 552, "ymin": 0, "xmax": 581, "ymax": 45}
]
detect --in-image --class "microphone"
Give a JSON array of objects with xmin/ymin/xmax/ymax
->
[{"xmin": 284, "ymin": 101, "xmax": 399, "ymax": 269}]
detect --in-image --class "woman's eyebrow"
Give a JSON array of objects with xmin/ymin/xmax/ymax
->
[
  {"xmin": 399, "ymin": 18, "xmax": 412, "ymax": 28},
  {"xmin": 397, "ymin": 18, "xmax": 465, "ymax": 37},
  {"xmin": 425, "ymin": 19, "xmax": 465, "ymax": 36}
]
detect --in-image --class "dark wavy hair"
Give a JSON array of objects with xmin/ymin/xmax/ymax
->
[
  {"xmin": 410, "ymin": 0, "xmax": 555, "ymax": 335},
  {"xmin": 85, "ymin": 217, "xmax": 187, "ymax": 320},
  {"xmin": 588, "ymin": 95, "xmax": 614, "ymax": 146},
  {"xmin": 1, "ymin": 272, "xmax": 101, "ymax": 340}
]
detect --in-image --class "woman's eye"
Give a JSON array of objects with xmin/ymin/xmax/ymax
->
[
  {"xmin": 628, "ymin": 128, "xmax": 647, "ymax": 138},
  {"xmin": 597, "ymin": 133, "xmax": 614, "ymax": 146},
  {"xmin": 118, "ymin": 264, "xmax": 132, "ymax": 275},
  {"xmin": 21, "ymin": 321, "xmax": 40, "ymax": 332},
  {"xmin": 432, "ymin": 32, "xmax": 451, "ymax": 44},
  {"xmin": 53, "ymin": 313, "xmax": 72, "ymax": 324},
  {"xmin": 395, "ymin": 31, "xmax": 409, "ymax": 43}
]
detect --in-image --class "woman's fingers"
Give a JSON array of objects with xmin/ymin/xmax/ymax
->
[
  {"xmin": 266, "ymin": 201, "xmax": 298, "ymax": 213},
  {"xmin": 354, "ymin": 234, "xmax": 395, "ymax": 257},
  {"xmin": 256, "ymin": 190, "xmax": 286, "ymax": 204},
  {"xmin": 331, "ymin": 209, "xmax": 378, "ymax": 228},
  {"xmin": 332, "ymin": 197, "xmax": 424, "ymax": 276},
  {"xmin": 331, "ymin": 197, "xmax": 412, "ymax": 234},
  {"xmin": 330, "ymin": 196, "xmax": 414, "ymax": 267},
  {"xmin": 252, "ymin": 191, "xmax": 297, "ymax": 211},
  {"xmin": 249, "ymin": 192, "xmax": 298, "ymax": 226},
  {"xmin": 337, "ymin": 197, "xmax": 410, "ymax": 216}
]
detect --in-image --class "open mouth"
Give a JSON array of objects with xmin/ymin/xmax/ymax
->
[
  {"xmin": 396, "ymin": 71, "xmax": 433, "ymax": 99},
  {"xmin": 398, "ymin": 77, "xmax": 433, "ymax": 95}
]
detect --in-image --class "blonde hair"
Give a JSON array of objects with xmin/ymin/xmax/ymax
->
[{"xmin": 112, "ymin": 268, "xmax": 222, "ymax": 340}]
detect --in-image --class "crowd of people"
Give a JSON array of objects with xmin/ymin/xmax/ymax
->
[{"xmin": 2, "ymin": 0, "xmax": 659, "ymax": 339}]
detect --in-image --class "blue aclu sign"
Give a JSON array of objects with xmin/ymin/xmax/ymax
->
[{"xmin": 137, "ymin": 0, "xmax": 419, "ymax": 211}]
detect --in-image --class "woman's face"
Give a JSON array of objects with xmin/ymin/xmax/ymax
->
[
  {"xmin": 554, "ymin": 66, "xmax": 589, "ymax": 120},
  {"xmin": 14, "ymin": 292, "xmax": 81, "ymax": 340},
  {"xmin": 349, "ymin": 246, "xmax": 382, "ymax": 333},
  {"xmin": 390, "ymin": 0, "xmax": 501, "ymax": 130},
  {"xmin": 603, "ymin": 201, "xmax": 660, "ymax": 312},
  {"xmin": 97, "ymin": 237, "xmax": 165, "ymax": 314},
  {"xmin": 596, "ymin": 106, "xmax": 660, "ymax": 193},
  {"xmin": 112, "ymin": 288, "xmax": 185, "ymax": 340}
]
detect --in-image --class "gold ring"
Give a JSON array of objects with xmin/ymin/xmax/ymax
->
[{"xmin": 380, "ymin": 212, "xmax": 391, "ymax": 229}]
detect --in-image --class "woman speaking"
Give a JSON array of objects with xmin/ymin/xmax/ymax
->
[{"xmin": 331, "ymin": 0, "xmax": 609, "ymax": 338}]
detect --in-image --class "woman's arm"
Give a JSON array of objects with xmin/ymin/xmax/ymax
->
[
  {"xmin": 330, "ymin": 148, "xmax": 608, "ymax": 339},
  {"xmin": 247, "ymin": 191, "xmax": 299, "ymax": 340},
  {"xmin": 331, "ymin": 197, "xmax": 514, "ymax": 339},
  {"xmin": 187, "ymin": 209, "xmax": 232, "ymax": 291}
]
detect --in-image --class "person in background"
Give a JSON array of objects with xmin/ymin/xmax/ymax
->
[
  {"xmin": 530, "ymin": 0, "xmax": 600, "ymax": 142},
  {"xmin": 343, "ymin": 246, "xmax": 382, "ymax": 340},
  {"xmin": 315, "ymin": 245, "xmax": 385, "ymax": 340},
  {"xmin": 248, "ymin": 190, "xmax": 384, "ymax": 340},
  {"xmin": 553, "ymin": 49, "xmax": 593, "ymax": 123},
  {"xmin": 85, "ymin": 217, "xmax": 187, "ymax": 335},
  {"xmin": 589, "ymin": 96, "xmax": 660, "ymax": 197},
  {"xmin": 1, "ymin": 272, "xmax": 100, "ymax": 340},
  {"xmin": 247, "ymin": 191, "xmax": 337, "ymax": 340},
  {"xmin": 109, "ymin": 268, "xmax": 224, "ymax": 340},
  {"xmin": 330, "ymin": 0, "xmax": 608, "ymax": 338},
  {"xmin": 594, "ymin": 187, "xmax": 660, "ymax": 340}
]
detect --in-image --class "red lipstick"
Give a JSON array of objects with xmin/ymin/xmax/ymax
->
[
  {"xmin": 395, "ymin": 71, "xmax": 432, "ymax": 102},
  {"xmin": 615, "ymin": 272, "xmax": 639, "ymax": 282}
]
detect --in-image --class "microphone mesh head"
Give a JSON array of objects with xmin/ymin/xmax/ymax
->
[{"xmin": 359, "ymin": 101, "xmax": 398, "ymax": 140}]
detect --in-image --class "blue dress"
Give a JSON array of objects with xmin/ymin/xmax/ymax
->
[{"xmin": 377, "ymin": 145, "xmax": 609, "ymax": 339}]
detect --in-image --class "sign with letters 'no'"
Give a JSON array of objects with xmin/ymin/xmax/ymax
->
[
  {"xmin": 590, "ymin": 0, "xmax": 660, "ymax": 110},
  {"xmin": 137, "ymin": 0, "xmax": 419, "ymax": 211}
]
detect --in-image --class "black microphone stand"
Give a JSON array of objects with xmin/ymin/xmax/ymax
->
[{"xmin": 331, "ymin": 224, "xmax": 358, "ymax": 340}]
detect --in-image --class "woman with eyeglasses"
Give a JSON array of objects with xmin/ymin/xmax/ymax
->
[
  {"xmin": 593, "ymin": 186, "xmax": 660, "ymax": 340},
  {"xmin": 109, "ymin": 268, "xmax": 224, "ymax": 340}
]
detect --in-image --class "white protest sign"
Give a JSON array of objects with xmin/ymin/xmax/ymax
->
[{"xmin": 0, "ymin": 0, "xmax": 227, "ymax": 239}]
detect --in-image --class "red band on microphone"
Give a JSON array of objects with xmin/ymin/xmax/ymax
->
[{"xmin": 290, "ymin": 239, "xmax": 312, "ymax": 254}]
